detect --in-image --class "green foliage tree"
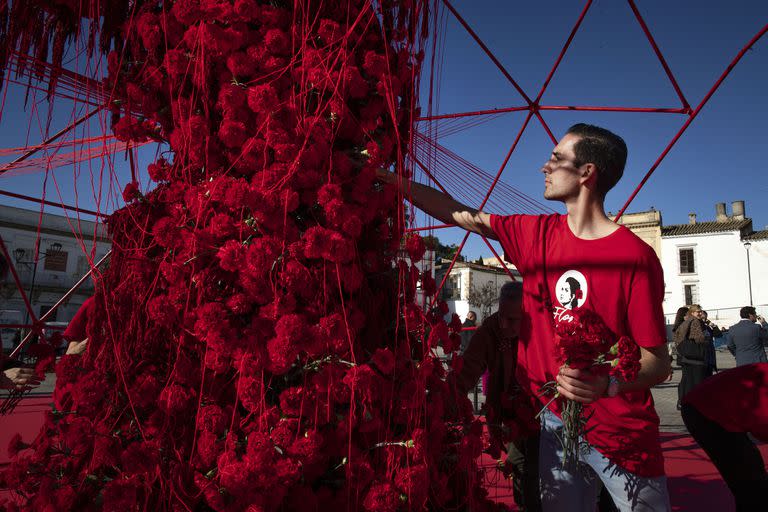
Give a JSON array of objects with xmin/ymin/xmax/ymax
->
[{"xmin": 422, "ymin": 235, "xmax": 465, "ymax": 262}]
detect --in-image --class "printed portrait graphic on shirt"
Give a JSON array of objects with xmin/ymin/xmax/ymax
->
[
  {"xmin": 555, "ymin": 270, "xmax": 587, "ymax": 308},
  {"xmin": 553, "ymin": 270, "xmax": 588, "ymax": 325}
]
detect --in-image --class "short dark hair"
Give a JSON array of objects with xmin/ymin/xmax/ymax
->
[
  {"xmin": 740, "ymin": 306, "xmax": 757, "ymax": 319},
  {"xmin": 566, "ymin": 123, "xmax": 627, "ymax": 197},
  {"xmin": 499, "ymin": 281, "xmax": 523, "ymax": 303}
]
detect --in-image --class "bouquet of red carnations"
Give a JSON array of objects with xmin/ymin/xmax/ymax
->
[{"xmin": 540, "ymin": 309, "xmax": 641, "ymax": 467}]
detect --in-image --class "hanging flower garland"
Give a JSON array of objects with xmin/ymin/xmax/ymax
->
[{"xmin": 1, "ymin": 1, "xmax": 496, "ymax": 510}]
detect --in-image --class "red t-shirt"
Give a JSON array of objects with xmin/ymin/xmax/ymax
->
[
  {"xmin": 491, "ymin": 213, "xmax": 667, "ymax": 477},
  {"xmin": 63, "ymin": 296, "xmax": 95, "ymax": 342},
  {"xmin": 683, "ymin": 363, "xmax": 768, "ymax": 442}
]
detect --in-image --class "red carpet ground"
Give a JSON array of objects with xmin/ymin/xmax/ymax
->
[{"xmin": 2, "ymin": 396, "xmax": 766, "ymax": 510}]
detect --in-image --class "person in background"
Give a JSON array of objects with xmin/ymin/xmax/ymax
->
[
  {"xmin": 459, "ymin": 310, "xmax": 477, "ymax": 354},
  {"xmin": 453, "ymin": 282, "xmax": 541, "ymax": 512},
  {"xmin": 668, "ymin": 306, "xmax": 689, "ymax": 379},
  {"xmin": 726, "ymin": 306, "xmax": 768, "ymax": 366},
  {"xmin": 674, "ymin": 304, "xmax": 713, "ymax": 409},
  {"xmin": 700, "ymin": 310, "xmax": 721, "ymax": 373},
  {"xmin": 681, "ymin": 363, "xmax": 768, "ymax": 511}
]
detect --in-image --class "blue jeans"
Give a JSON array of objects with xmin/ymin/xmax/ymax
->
[{"xmin": 539, "ymin": 409, "xmax": 670, "ymax": 512}]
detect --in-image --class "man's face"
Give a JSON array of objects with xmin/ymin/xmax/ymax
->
[
  {"xmin": 692, "ymin": 310, "xmax": 704, "ymax": 320},
  {"xmin": 749, "ymin": 312, "xmax": 758, "ymax": 322},
  {"xmin": 541, "ymin": 133, "xmax": 586, "ymax": 201},
  {"xmin": 497, "ymin": 298, "xmax": 523, "ymax": 339},
  {"xmin": 466, "ymin": 312, "xmax": 476, "ymax": 322}
]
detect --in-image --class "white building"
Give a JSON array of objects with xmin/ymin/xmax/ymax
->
[
  {"xmin": 0, "ymin": 205, "xmax": 110, "ymax": 350},
  {"xmin": 659, "ymin": 201, "xmax": 767, "ymax": 328},
  {"xmin": 621, "ymin": 201, "xmax": 767, "ymax": 330}
]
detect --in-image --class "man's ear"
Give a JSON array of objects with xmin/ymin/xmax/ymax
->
[{"xmin": 581, "ymin": 163, "xmax": 596, "ymax": 178}]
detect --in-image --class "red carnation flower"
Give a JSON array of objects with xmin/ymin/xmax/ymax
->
[
  {"xmin": 247, "ymin": 84, "xmax": 279, "ymax": 115},
  {"xmin": 363, "ymin": 482, "xmax": 400, "ymax": 512},
  {"xmin": 238, "ymin": 375, "xmax": 264, "ymax": 413},
  {"xmin": 405, "ymin": 234, "xmax": 426, "ymax": 263},
  {"xmin": 122, "ymin": 181, "xmax": 141, "ymax": 203},
  {"xmin": 159, "ymin": 384, "xmax": 196, "ymax": 415},
  {"xmin": 370, "ymin": 348, "xmax": 395, "ymax": 375},
  {"xmin": 147, "ymin": 158, "xmax": 170, "ymax": 182},
  {"xmin": 101, "ymin": 477, "xmax": 140, "ymax": 511},
  {"xmin": 219, "ymin": 119, "xmax": 249, "ymax": 149},
  {"xmin": 363, "ymin": 51, "xmax": 389, "ymax": 78},
  {"xmin": 265, "ymin": 29, "xmax": 290, "ymax": 56},
  {"xmin": 120, "ymin": 440, "xmax": 160, "ymax": 475},
  {"xmin": 303, "ymin": 226, "xmax": 355, "ymax": 263},
  {"xmin": 217, "ymin": 240, "xmax": 246, "ymax": 272},
  {"xmin": 395, "ymin": 464, "xmax": 429, "ymax": 509},
  {"xmin": 196, "ymin": 431, "xmax": 222, "ymax": 468}
]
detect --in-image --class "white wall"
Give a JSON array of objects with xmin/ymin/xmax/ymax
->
[{"xmin": 660, "ymin": 230, "xmax": 768, "ymax": 328}]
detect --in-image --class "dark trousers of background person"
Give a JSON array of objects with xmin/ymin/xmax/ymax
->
[
  {"xmin": 677, "ymin": 360, "xmax": 712, "ymax": 407},
  {"xmin": 682, "ymin": 403, "xmax": 768, "ymax": 512},
  {"xmin": 506, "ymin": 435, "xmax": 542, "ymax": 512}
]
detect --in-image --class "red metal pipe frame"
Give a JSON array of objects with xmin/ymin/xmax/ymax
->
[
  {"xmin": 416, "ymin": 105, "xmax": 530, "ymax": 122},
  {"xmin": 441, "ymin": 0, "xmax": 533, "ymax": 107},
  {"xmin": 534, "ymin": 0, "xmax": 593, "ymax": 105},
  {"xmin": 406, "ymin": 224, "xmax": 454, "ymax": 232},
  {"xmin": 616, "ymin": 23, "xmax": 768, "ymax": 220},
  {"xmin": 419, "ymin": 0, "xmax": 690, "ymax": 139},
  {"xmin": 8, "ymin": 251, "xmax": 111, "ymax": 359},
  {"xmin": 416, "ymin": 105, "xmax": 689, "ymax": 122},
  {"xmin": 627, "ymin": 0, "xmax": 691, "ymax": 113}
]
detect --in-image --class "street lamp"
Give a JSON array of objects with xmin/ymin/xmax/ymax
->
[
  {"xmin": 12, "ymin": 241, "xmax": 64, "ymax": 340},
  {"xmin": 744, "ymin": 241, "xmax": 753, "ymax": 306}
]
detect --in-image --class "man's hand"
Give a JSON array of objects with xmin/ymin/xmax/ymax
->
[
  {"xmin": 555, "ymin": 367, "xmax": 609, "ymax": 404},
  {"xmin": 65, "ymin": 338, "xmax": 88, "ymax": 356},
  {"xmin": 1, "ymin": 367, "xmax": 42, "ymax": 390}
]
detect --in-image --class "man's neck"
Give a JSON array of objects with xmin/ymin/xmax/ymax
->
[{"xmin": 563, "ymin": 195, "xmax": 619, "ymax": 240}]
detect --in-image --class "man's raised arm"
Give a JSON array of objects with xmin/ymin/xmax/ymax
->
[{"xmin": 377, "ymin": 170, "xmax": 496, "ymax": 239}]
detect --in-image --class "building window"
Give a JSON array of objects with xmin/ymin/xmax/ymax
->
[
  {"xmin": 44, "ymin": 250, "xmax": 68, "ymax": 272},
  {"xmin": 679, "ymin": 247, "xmax": 695, "ymax": 274},
  {"xmin": 683, "ymin": 283, "xmax": 699, "ymax": 306}
]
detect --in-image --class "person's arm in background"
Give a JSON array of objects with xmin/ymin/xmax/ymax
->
[
  {"xmin": 756, "ymin": 315, "xmax": 768, "ymax": 345},
  {"xmin": 1, "ymin": 366, "xmax": 42, "ymax": 389},
  {"xmin": 725, "ymin": 327, "xmax": 737, "ymax": 355},
  {"xmin": 377, "ymin": 170, "xmax": 496, "ymax": 239}
]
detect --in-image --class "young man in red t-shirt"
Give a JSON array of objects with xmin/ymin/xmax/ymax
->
[{"xmin": 380, "ymin": 124, "xmax": 671, "ymax": 511}]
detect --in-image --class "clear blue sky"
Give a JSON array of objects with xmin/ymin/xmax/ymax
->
[{"xmin": 1, "ymin": 1, "xmax": 767, "ymax": 262}]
